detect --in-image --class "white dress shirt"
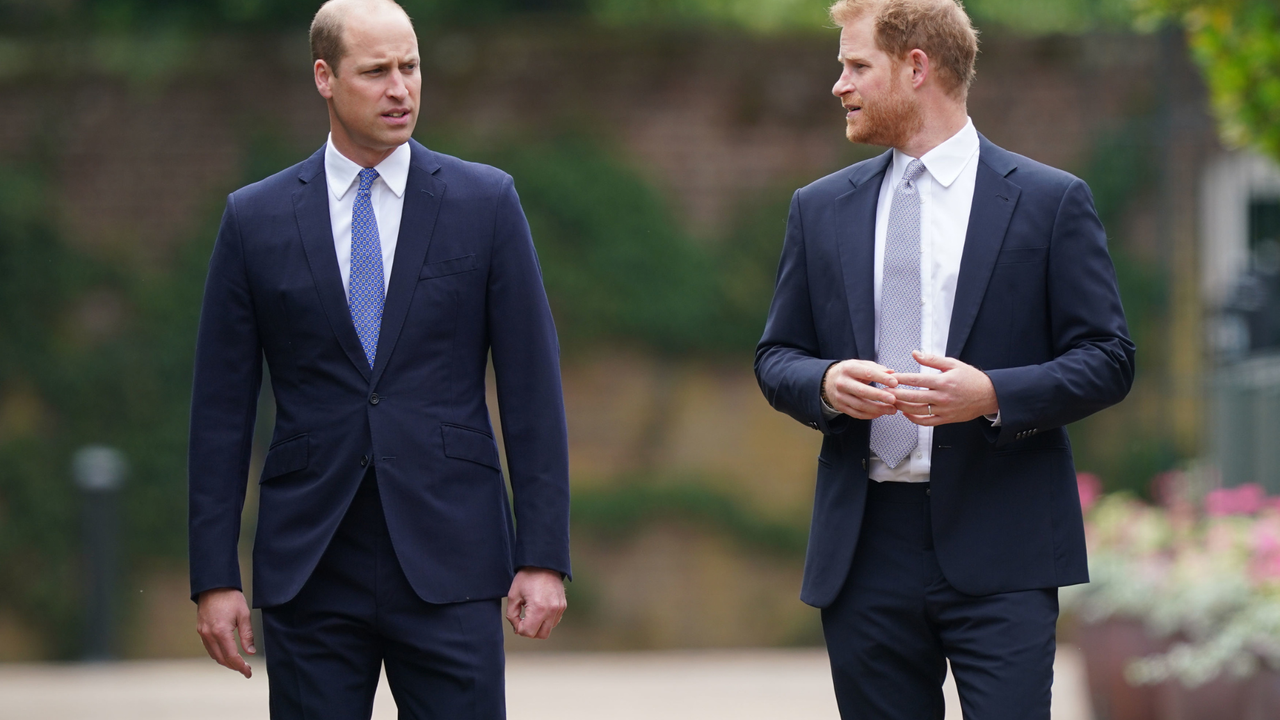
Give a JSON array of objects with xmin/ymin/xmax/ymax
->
[
  {"xmin": 324, "ymin": 134, "xmax": 412, "ymax": 294},
  {"xmin": 868, "ymin": 118, "xmax": 981, "ymax": 482}
]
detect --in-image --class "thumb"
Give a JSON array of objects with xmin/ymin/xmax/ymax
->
[
  {"xmin": 238, "ymin": 607, "xmax": 256, "ymax": 655},
  {"xmin": 913, "ymin": 350, "xmax": 958, "ymax": 371}
]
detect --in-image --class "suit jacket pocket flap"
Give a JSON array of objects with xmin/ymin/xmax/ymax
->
[
  {"xmin": 994, "ymin": 246, "xmax": 1048, "ymax": 265},
  {"xmin": 420, "ymin": 254, "xmax": 478, "ymax": 279},
  {"xmin": 261, "ymin": 433, "xmax": 309, "ymax": 483},
  {"xmin": 441, "ymin": 423, "xmax": 501, "ymax": 470}
]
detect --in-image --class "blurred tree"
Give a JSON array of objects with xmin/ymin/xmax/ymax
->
[{"xmin": 1136, "ymin": 0, "xmax": 1280, "ymax": 162}]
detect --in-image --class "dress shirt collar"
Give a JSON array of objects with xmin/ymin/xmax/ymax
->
[
  {"xmin": 324, "ymin": 134, "xmax": 411, "ymax": 201},
  {"xmin": 889, "ymin": 117, "xmax": 979, "ymax": 189}
]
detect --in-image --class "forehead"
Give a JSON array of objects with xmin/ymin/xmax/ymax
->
[
  {"xmin": 340, "ymin": 6, "xmax": 418, "ymax": 60},
  {"xmin": 837, "ymin": 14, "xmax": 882, "ymax": 60}
]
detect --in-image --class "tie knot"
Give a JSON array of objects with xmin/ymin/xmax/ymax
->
[
  {"xmin": 358, "ymin": 167, "xmax": 379, "ymax": 193},
  {"xmin": 900, "ymin": 159, "xmax": 926, "ymax": 188}
]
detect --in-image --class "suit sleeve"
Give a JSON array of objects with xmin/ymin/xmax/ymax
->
[
  {"xmin": 187, "ymin": 195, "xmax": 263, "ymax": 601},
  {"xmin": 487, "ymin": 176, "xmax": 572, "ymax": 579},
  {"xmin": 984, "ymin": 178, "xmax": 1136, "ymax": 445},
  {"xmin": 755, "ymin": 191, "xmax": 851, "ymax": 435}
]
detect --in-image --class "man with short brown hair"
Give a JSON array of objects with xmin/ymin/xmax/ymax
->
[
  {"xmin": 755, "ymin": 0, "xmax": 1134, "ymax": 717},
  {"xmin": 188, "ymin": 1, "xmax": 570, "ymax": 717}
]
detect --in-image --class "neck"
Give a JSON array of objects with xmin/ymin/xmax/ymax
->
[
  {"xmin": 328, "ymin": 114, "xmax": 398, "ymax": 168},
  {"xmin": 897, "ymin": 99, "xmax": 968, "ymax": 159}
]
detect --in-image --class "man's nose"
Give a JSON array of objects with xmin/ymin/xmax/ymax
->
[
  {"xmin": 387, "ymin": 70, "xmax": 408, "ymax": 98},
  {"xmin": 832, "ymin": 73, "xmax": 851, "ymax": 98}
]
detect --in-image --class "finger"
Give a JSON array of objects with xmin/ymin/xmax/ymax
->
[
  {"xmin": 518, "ymin": 606, "xmax": 547, "ymax": 638},
  {"xmin": 895, "ymin": 400, "xmax": 932, "ymax": 416},
  {"xmin": 890, "ymin": 387, "xmax": 940, "ymax": 404},
  {"xmin": 836, "ymin": 361, "xmax": 898, "ymax": 389},
  {"xmin": 237, "ymin": 609, "xmax": 256, "ymax": 655},
  {"xmin": 891, "ymin": 373, "xmax": 941, "ymax": 390},
  {"xmin": 834, "ymin": 397, "xmax": 897, "ymax": 420},
  {"xmin": 505, "ymin": 597, "xmax": 523, "ymax": 631},
  {"xmin": 199, "ymin": 631, "xmax": 222, "ymax": 666},
  {"xmin": 216, "ymin": 627, "xmax": 251, "ymax": 678},
  {"xmin": 904, "ymin": 411, "xmax": 945, "ymax": 427},
  {"xmin": 912, "ymin": 351, "xmax": 960, "ymax": 371},
  {"xmin": 834, "ymin": 376, "xmax": 897, "ymax": 404}
]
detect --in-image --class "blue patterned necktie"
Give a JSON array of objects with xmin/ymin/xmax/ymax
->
[
  {"xmin": 349, "ymin": 168, "xmax": 385, "ymax": 368},
  {"xmin": 870, "ymin": 159, "xmax": 927, "ymax": 469}
]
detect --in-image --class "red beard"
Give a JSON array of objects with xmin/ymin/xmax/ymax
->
[{"xmin": 844, "ymin": 76, "xmax": 923, "ymax": 148}]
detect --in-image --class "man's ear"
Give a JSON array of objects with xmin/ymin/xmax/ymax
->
[
  {"xmin": 908, "ymin": 48, "xmax": 930, "ymax": 89},
  {"xmin": 315, "ymin": 60, "xmax": 336, "ymax": 99}
]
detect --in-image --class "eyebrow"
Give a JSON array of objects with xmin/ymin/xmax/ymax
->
[{"xmin": 355, "ymin": 54, "xmax": 420, "ymax": 71}]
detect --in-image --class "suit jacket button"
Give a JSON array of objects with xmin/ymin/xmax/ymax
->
[
  {"xmin": 360, "ymin": 455, "xmax": 369, "ymax": 467},
  {"xmin": 862, "ymin": 458, "xmax": 868, "ymax": 471},
  {"xmin": 369, "ymin": 393, "xmax": 380, "ymax": 405}
]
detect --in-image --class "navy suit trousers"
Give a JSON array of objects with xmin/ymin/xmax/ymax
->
[
  {"xmin": 821, "ymin": 480, "xmax": 1058, "ymax": 720},
  {"xmin": 262, "ymin": 469, "xmax": 506, "ymax": 720}
]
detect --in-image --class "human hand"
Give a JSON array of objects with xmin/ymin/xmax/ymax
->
[
  {"xmin": 506, "ymin": 568, "xmax": 566, "ymax": 640},
  {"xmin": 822, "ymin": 359, "xmax": 900, "ymax": 420},
  {"xmin": 890, "ymin": 351, "xmax": 998, "ymax": 426},
  {"xmin": 196, "ymin": 588, "xmax": 255, "ymax": 678}
]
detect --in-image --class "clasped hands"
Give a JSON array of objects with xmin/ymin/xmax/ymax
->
[{"xmin": 822, "ymin": 350, "xmax": 998, "ymax": 425}]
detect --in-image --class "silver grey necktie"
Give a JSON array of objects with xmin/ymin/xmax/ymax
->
[{"xmin": 870, "ymin": 159, "xmax": 927, "ymax": 469}]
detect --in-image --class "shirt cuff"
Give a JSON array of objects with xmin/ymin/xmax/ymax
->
[
  {"xmin": 985, "ymin": 411, "xmax": 1001, "ymax": 427},
  {"xmin": 821, "ymin": 395, "xmax": 841, "ymax": 420}
]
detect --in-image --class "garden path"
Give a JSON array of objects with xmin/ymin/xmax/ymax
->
[{"xmin": 0, "ymin": 647, "xmax": 1091, "ymax": 719}]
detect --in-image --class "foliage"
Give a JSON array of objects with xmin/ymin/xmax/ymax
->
[
  {"xmin": 0, "ymin": 159, "xmax": 209, "ymax": 657},
  {"xmin": 427, "ymin": 133, "xmax": 775, "ymax": 355},
  {"xmin": 592, "ymin": 0, "xmax": 1135, "ymax": 34},
  {"xmin": 1136, "ymin": 0, "xmax": 1280, "ymax": 162},
  {"xmin": 571, "ymin": 476, "xmax": 808, "ymax": 556},
  {"xmin": 1063, "ymin": 478, "xmax": 1280, "ymax": 687},
  {"xmin": 1064, "ymin": 115, "xmax": 1180, "ymax": 495},
  {"xmin": 0, "ymin": 0, "xmax": 587, "ymax": 33},
  {"xmin": 0, "ymin": 0, "xmax": 1138, "ymax": 35}
]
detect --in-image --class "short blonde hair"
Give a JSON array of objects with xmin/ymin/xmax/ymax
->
[{"xmin": 830, "ymin": 0, "xmax": 978, "ymax": 98}]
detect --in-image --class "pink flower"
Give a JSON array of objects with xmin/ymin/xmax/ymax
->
[
  {"xmin": 1205, "ymin": 484, "xmax": 1265, "ymax": 517},
  {"xmin": 1077, "ymin": 472, "xmax": 1102, "ymax": 513}
]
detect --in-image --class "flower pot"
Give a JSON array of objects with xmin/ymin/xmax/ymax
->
[
  {"xmin": 1154, "ymin": 676, "xmax": 1248, "ymax": 720},
  {"xmin": 1075, "ymin": 618, "xmax": 1166, "ymax": 720},
  {"xmin": 1242, "ymin": 668, "xmax": 1280, "ymax": 720}
]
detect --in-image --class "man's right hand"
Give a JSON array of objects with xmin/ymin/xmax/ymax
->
[
  {"xmin": 196, "ymin": 588, "xmax": 255, "ymax": 678},
  {"xmin": 822, "ymin": 359, "xmax": 900, "ymax": 420}
]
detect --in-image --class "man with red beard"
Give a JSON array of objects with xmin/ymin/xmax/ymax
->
[{"xmin": 755, "ymin": 1, "xmax": 1134, "ymax": 718}]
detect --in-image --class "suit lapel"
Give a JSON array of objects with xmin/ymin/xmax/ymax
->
[
  {"xmin": 946, "ymin": 136, "xmax": 1021, "ymax": 358},
  {"xmin": 293, "ymin": 148, "xmax": 372, "ymax": 381},
  {"xmin": 370, "ymin": 141, "xmax": 445, "ymax": 388},
  {"xmin": 836, "ymin": 151, "xmax": 892, "ymax": 361}
]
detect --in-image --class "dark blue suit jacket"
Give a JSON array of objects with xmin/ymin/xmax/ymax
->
[
  {"xmin": 755, "ymin": 136, "xmax": 1135, "ymax": 607},
  {"xmin": 189, "ymin": 140, "xmax": 571, "ymax": 609}
]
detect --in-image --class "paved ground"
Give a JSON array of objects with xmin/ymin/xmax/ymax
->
[{"xmin": 0, "ymin": 647, "xmax": 1092, "ymax": 719}]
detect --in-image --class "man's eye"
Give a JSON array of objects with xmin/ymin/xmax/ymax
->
[{"xmin": 403, "ymin": 63, "xmax": 417, "ymax": 72}]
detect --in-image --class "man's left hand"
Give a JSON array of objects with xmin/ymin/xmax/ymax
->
[
  {"xmin": 890, "ymin": 351, "xmax": 998, "ymax": 426},
  {"xmin": 506, "ymin": 567, "xmax": 566, "ymax": 640}
]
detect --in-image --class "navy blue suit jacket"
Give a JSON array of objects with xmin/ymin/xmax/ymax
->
[
  {"xmin": 189, "ymin": 140, "xmax": 571, "ymax": 609},
  {"xmin": 755, "ymin": 136, "xmax": 1135, "ymax": 607}
]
